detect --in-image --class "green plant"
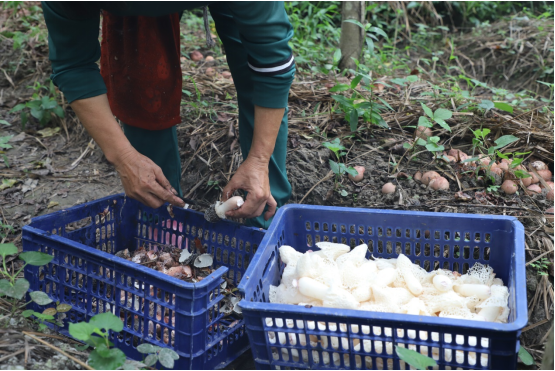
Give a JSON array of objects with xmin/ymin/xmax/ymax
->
[
  {"xmin": 9, "ymin": 80, "xmax": 64, "ymax": 128},
  {"xmin": 207, "ymin": 180, "xmax": 220, "ymax": 190},
  {"xmin": 330, "ymin": 73, "xmax": 388, "ymax": 131},
  {"xmin": 529, "ymin": 258, "xmax": 550, "ymax": 276},
  {"xmin": 69, "ymin": 312, "xmax": 127, "ymax": 370},
  {"xmin": 136, "ymin": 343, "xmax": 180, "ymax": 369},
  {"xmin": 395, "ymin": 345, "xmax": 437, "ymax": 370},
  {"xmin": 0, "ymin": 218, "xmax": 14, "ymax": 241},
  {"xmin": 0, "ymin": 135, "xmax": 14, "ymax": 150},
  {"xmin": 486, "ymin": 185, "xmax": 500, "ymax": 193},
  {"xmin": 0, "ymin": 243, "xmax": 54, "ymax": 322},
  {"xmin": 322, "ymin": 138, "xmax": 358, "ymax": 193},
  {"xmin": 22, "ymin": 301, "xmax": 72, "ymax": 330}
]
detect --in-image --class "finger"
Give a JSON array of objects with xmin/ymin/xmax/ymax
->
[
  {"xmin": 227, "ymin": 192, "xmax": 266, "ymax": 219},
  {"xmin": 264, "ymin": 195, "xmax": 277, "ymax": 221},
  {"xmin": 221, "ymin": 182, "xmax": 238, "ymax": 202},
  {"xmin": 148, "ymin": 175, "xmax": 185, "ymax": 207},
  {"xmin": 129, "ymin": 190, "xmax": 164, "ymax": 209},
  {"xmin": 153, "ymin": 166, "xmax": 181, "ymax": 196}
]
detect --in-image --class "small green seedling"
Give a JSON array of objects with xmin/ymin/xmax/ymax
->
[
  {"xmin": 9, "ymin": 80, "xmax": 64, "ymax": 128},
  {"xmin": 395, "ymin": 345, "xmax": 437, "ymax": 370},
  {"xmin": 69, "ymin": 312, "xmax": 127, "ymax": 370},
  {"xmin": 419, "ymin": 102, "xmax": 452, "ymax": 132},
  {"xmin": 0, "ymin": 243, "xmax": 54, "ymax": 322},
  {"xmin": 136, "ymin": 343, "xmax": 180, "ymax": 369},
  {"xmin": 322, "ymin": 138, "xmax": 359, "ymax": 187},
  {"xmin": 22, "ymin": 302, "xmax": 72, "ymax": 330},
  {"xmin": 529, "ymin": 258, "xmax": 550, "ymax": 277}
]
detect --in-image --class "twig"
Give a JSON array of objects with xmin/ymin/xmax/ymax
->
[
  {"xmin": 0, "ymin": 347, "xmax": 29, "ymax": 363},
  {"xmin": 22, "ymin": 331, "xmax": 94, "ymax": 370},
  {"xmin": 299, "ymin": 171, "xmax": 333, "ymax": 204}
]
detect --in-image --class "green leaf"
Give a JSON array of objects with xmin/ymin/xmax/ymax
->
[
  {"xmin": 513, "ymin": 170, "xmax": 531, "ymax": 179},
  {"xmin": 395, "ymin": 345, "xmax": 437, "ymax": 370},
  {"xmin": 0, "ymin": 243, "xmax": 18, "ymax": 258},
  {"xmin": 406, "ymin": 75, "xmax": 418, "ymax": 83},
  {"xmin": 21, "ymin": 310, "xmax": 35, "ymax": 318},
  {"xmin": 350, "ymin": 75, "xmax": 363, "ymax": 89},
  {"xmin": 69, "ymin": 322, "xmax": 95, "ymax": 341},
  {"xmin": 493, "ymin": 135, "xmax": 519, "ymax": 149},
  {"xmin": 121, "ymin": 360, "xmax": 147, "ymax": 370},
  {"xmin": 518, "ymin": 346, "xmax": 534, "ymax": 366},
  {"xmin": 137, "ymin": 343, "xmax": 159, "ymax": 354},
  {"xmin": 0, "ymin": 120, "xmax": 10, "ymax": 126},
  {"xmin": 0, "ymin": 279, "xmax": 13, "ymax": 297},
  {"xmin": 368, "ymin": 26, "xmax": 388, "ymax": 39},
  {"xmin": 346, "ymin": 167, "xmax": 359, "ymax": 177},
  {"xmin": 462, "ymin": 156, "xmax": 480, "ymax": 163},
  {"xmin": 9, "ymin": 104, "xmax": 26, "ymax": 113},
  {"xmin": 332, "ymin": 49, "xmax": 341, "ymax": 64},
  {"xmin": 95, "ymin": 343, "xmax": 112, "ymax": 358},
  {"xmin": 328, "ymin": 84, "xmax": 350, "ymax": 92},
  {"xmin": 425, "ymin": 143, "xmax": 444, "ymax": 152},
  {"xmin": 19, "ymin": 251, "xmax": 53, "ymax": 266},
  {"xmin": 365, "ymin": 37, "xmax": 374, "ymax": 55},
  {"xmin": 322, "ymin": 138, "xmax": 345, "ymax": 153},
  {"xmin": 434, "ymin": 118, "xmax": 451, "ymax": 132},
  {"xmin": 53, "ymin": 106, "xmax": 65, "ymax": 118},
  {"xmin": 30, "ymin": 291, "xmax": 53, "ymax": 305},
  {"xmin": 32, "ymin": 311, "xmax": 55, "ymax": 321},
  {"xmin": 420, "ymin": 103, "xmax": 433, "ymax": 119},
  {"xmin": 88, "ymin": 347, "xmax": 126, "ymax": 370},
  {"xmin": 494, "ymin": 102, "xmax": 513, "ymax": 114},
  {"xmin": 8, "ymin": 278, "xmax": 30, "ymax": 300},
  {"xmin": 428, "ymin": 136, "xmax": 440, "ymax": 144},
  {"xmin": 30, "ymin": 106, "xmax": 44, "ymax": 120},
  {"xmin": 340, "ymin": 189, "xmax": 348, "ymax": 197},
  {"xmin": 20, "ymin": 112, "xmax": 28, "ymax": 129},
  {"xmin": 329, "ymin": 159, "xmax": 340, "ymax": 175},
  {"xmin": 90, "ymin": 312, "xmax": 124, "ymax": 333},
  {"xmin": 416, "ymin": 138, "xmax": 427, "ymax": 146},
  {"xmin": 478, "ymin": 99, "xmax": 495, "ymax": 111},
  {"xmin": 511, "ymin": 158, "xmax": 523, "ymax": 167},
  {"xmin": 343, "ymin": 19, "xmax": 365, "ymax": 29},
  {"xmin": 56, "ymin": 303, "xmax": 72, "ymax": 313},
  {"xmin": 331, "ymin": 95, "xmax": 354, "ymax": 108},
  {"xmin": 403, "ymin": 142, "xmax": 411, "ymax": 149},
  {"xmin": 418, "ymin": 116, "xmax": 433, "ymax": 128},
  {"xmin": 144, "ymin": 354, "xmax": 158, "ymax": 367},
  {"xmin": 433, "ymin": 108, "xmax": 452, "ymax": 121},
  {"xmin": 159, "ymin": 348, "xmax": 179, "ymax": 369},
  {"xmin": 349, "ymin": 109, "xmax": 359, "ymax": 132},
  {"xmin": 496, "ymin": 150, "xmax": 509, "ymax": 160}
]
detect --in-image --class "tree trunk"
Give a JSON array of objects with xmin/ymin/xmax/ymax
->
[{"xmin": 338, "ymin": 1, "xmax": 366, "ymax": 71}]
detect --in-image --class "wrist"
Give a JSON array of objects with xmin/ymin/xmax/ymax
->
[{"xmin": 105, "ymin": 145, "xmax": 136, "ymax": 167}]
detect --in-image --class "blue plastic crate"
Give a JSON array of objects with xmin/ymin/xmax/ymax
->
[
  {"xmin": 238, "ymin": 204, "xmax": 527, "ymax": 370},
  {"xmin": 22, "ymin": 193, "xmax": 265, "ymax": 369}
]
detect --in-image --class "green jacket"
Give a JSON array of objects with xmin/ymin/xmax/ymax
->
[{"xmin": 41, "ymin": 1, "xmax": 295, "ymax": 108}]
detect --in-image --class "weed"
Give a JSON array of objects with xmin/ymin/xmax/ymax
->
[
  {"xmin": 69, "ymin": 312, "xmax": 127, "ymax": 370},
  {"xmin": 137, "ymin": 343, "xmax": 180, "ymax": 369},
  {"xmin": 22, "ymin": 302, "xmax": 72, "ymax": 331},
  {"xmin": 322, "ymin": 138, "xmax": 358, "ymax": 194},
  {"xmin": 9, "ymin": 80, "xmax": 64, "ymax": 128},
  {"xmin": 395, "ymin": 345, "xmax": 437, "ymax": 370},
  {"xmin": 0, "ymin": 243, "xmax": 54, "ymax": 323},
  {"xmin": 529, "ymin": 257, "xmax": 550, "ymax": 276}
]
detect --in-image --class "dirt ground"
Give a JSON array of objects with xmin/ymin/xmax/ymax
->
[{"xmin": 1, "ymin": 7, "xmax": 553, "ymax": 370}]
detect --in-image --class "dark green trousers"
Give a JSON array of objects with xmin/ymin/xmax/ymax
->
[{"xmin": 122, "ymin": 4, "xmax": 291, "ymax": 229}]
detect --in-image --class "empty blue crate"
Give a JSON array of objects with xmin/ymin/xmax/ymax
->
[
  {"xmin": 238, "ymin": 204, "xmax": 527, "ymax": 370},
  {"xmin": 22, "ymin": 193, "xmax": 265, "ymax": 369}
]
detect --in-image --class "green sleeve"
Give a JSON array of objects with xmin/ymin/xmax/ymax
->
[
  {"xmin": 226, "ymin": 1, "xmax": 295, "ymax": 109},
  {"xmin": 41, "ymin": 1, "xmax": 106, "ymax": 103}
]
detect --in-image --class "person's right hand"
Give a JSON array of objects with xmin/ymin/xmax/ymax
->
[{"xmin": 113, "ymin": 148, "xmax": 185, "ymax": 209}]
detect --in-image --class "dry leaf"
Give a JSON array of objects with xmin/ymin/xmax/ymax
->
[
  {"xmin": 37, "ymin": 127, "xmax": 61, "ymax": 137},
  {"xmin": 47, "ymin": 201, "xmax": 59, "ymax": 209},
  {"xmin": 0, "ymin": 178, "xmax": 17, "ymax": 190}
]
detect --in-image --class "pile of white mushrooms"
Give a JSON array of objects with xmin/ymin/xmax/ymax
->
[{"xmin": 270, "ymin": 242, "xmax": 510, "ymax": 323}]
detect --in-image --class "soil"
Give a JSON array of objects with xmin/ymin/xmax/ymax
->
[{"xmin": 0, "ymin": 6, "xmax": 553, "ymax": 370}]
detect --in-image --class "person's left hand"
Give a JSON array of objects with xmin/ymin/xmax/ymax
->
[{"xmin": 222, "ymin": 157, "xmax": 277, "ymax": 221}]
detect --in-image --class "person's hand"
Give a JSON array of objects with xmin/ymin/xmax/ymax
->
[
  {"xmin": 113, "ymin": 148, "xmax": 185, "ymax": 209},
  {"xmin": 222, "ymin": 157, "xmax": 277, "ymax": 220}
]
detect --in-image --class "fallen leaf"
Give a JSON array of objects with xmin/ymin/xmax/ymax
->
[
  {"xmin": 454, "ymin": 191, "xmax": 472, "ymax": 202},
  {"xmin": 47, "ymin": 201, "xmax": 59, "ymax": 209},
  {"xmin": 42, "ymin": 307, "xmax": 57, "ymax": 316},
  {"xmin": 21, "ymin": 179, "xmax": 38, "ymax": 194},
  {"xmin": 37, "ymin": 127, "xmax": 61, "ymax": 137},
  {"xmin": 0, "ymin": 179, "xmax": 17, "ymax": 190},
  {"xmin": 9, "ymin": 132, "xmax": 26, "ymax": 142},
  {"xmin": 194, "ymin": 254, "xmax": 213, "ymax": 268}
]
